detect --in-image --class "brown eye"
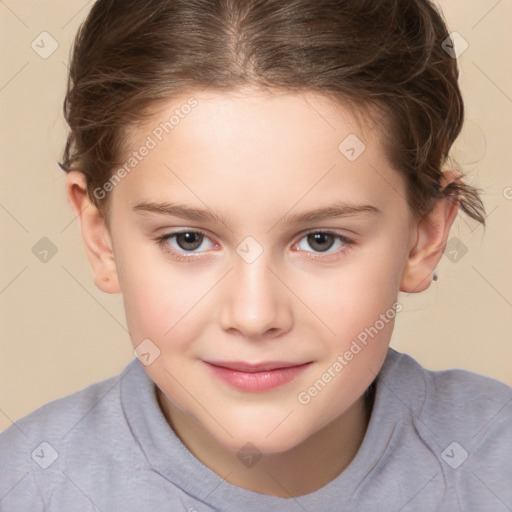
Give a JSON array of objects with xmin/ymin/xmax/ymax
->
[
  {"xmin": 295, "ymin": 230, "xmax": 354, "ymax": 260},
  {"xmin": 157, "ymin": 230, "xmax": 215, "ymax": 258},
  {"xmin": 175, "ymin": 232, "xmax": 204, "ymax": 251},
  {"xmin": 306, "ymin": 232, "xmax": 335, "ymax": 252}
]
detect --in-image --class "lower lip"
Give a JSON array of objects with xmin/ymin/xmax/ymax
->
[{"xmin": 204, "ymin": 362, "xmax": 311, "ymax": 392}]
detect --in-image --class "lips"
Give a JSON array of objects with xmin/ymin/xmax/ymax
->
[
  {"xmin": 203, "ymin": 360, "xmax": 312, "ymax": 392},
  {"xmin": 205, "ymin": 360, "xmax": 307, "ymax": 372}
]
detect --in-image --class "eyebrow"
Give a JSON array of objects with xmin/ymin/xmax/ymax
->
[{"xmin": 132, "ymin": 200, "xmax": 381, "ymax": 225}]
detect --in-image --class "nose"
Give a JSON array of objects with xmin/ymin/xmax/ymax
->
[{"xmin": 219, "ymin": 251, "xmax": 293, "ymax": 341}]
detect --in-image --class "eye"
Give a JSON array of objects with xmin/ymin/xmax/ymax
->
[
  {"xmin": 157, "ymin": 230, "xmax": 215, "ymax": 259},
  {"xmin": 156, "ymin": 229, "xmax": 354, "ymax": 262},
  {"xmin": 294, "ymin": 230, "xmax": 354, "ymax": 259}
]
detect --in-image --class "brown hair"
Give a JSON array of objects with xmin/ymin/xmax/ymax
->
[{"xmin": 60, "ymin": 0, "xmax": 485, "ymax": 224}]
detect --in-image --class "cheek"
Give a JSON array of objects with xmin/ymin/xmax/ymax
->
[
  {"xmin": 302, "ymin": 238, "xmax": 405, "ymax": 343},
  {"xmin": 292, "ymin": 249, "xmax": 403, "ymax": 425},
  {"xmin": 116, "ymin": 248, "xmax": 208, "ymax": 350},
  {"xmin": 116, "ymin": 219, "xmax": 407, "ymax": 358}
]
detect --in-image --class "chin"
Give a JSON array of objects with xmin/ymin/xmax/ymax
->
[{"xmin": 210, "ymin": 421, "xmax": 309, "ymax": 455}]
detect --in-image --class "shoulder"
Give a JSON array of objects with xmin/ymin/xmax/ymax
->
[
  {"xmin": 382, "ymin": 348, "xmax": 512, "ymax": 427},
  {"xmin": 379, "ymin": 349, "xmax": 512, "ymax": 507},
  {"xmin": 0, "ymin": 359, "xmax": 141, "ymax": 510},
  {"xmin": 1, "ymin": 359, "xmax": 136, "ymax": 442}
]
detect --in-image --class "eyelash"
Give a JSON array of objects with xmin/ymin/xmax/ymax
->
[{"xmin": 155, "ymin": 229, "xmax": 355, "ymax": 263}]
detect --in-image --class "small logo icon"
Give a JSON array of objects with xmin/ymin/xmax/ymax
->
[
  {"xmin": 442, "ymin": 32, "xmax": 469, "ymax": 59},
  {"xmin": 32, "ymin": 237, "xmax": 58, "ymax": 263},
  {"xmin": 237, "ymin": 442, "xmax": 263, "ymax": 468},
  {"xmin": 441, "ymin": 441, "xmax": 468, "ymax": 469},
  {"xmin": 338, "ymin": 134, "xmax": 366, "ymax": 161},
  {"xmin": 133, "ymin": 338, "xmax": 161, "ymax": 366},
  {"xmin": 31, "ymin": 441, "xmax": 59, "ymax": 469},
  {"xmin": 444, "ymin": 237, "xmax": 468, "ymax": 263},
  {"xmin": 31, "ymin": 32, "xmax": 59, "ymax": 59},
  {"xmin": 236, "ymin": 236, "xmax": 263, "ymax": 264}
]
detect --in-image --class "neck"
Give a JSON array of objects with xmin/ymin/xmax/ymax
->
[{"xmin": 156, "ymin": 388, "xmax": 374, "ymax": 497}]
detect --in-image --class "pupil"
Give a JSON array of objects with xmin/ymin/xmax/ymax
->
[
  {"xmin": 177, "ymin": 232, "xmax": 202, "ymax": 250},
  {"xmin": 175, "ymin": 233, "xmax": 335, "ymax": 252},
  {"xmin": 308, "ymin": 233, "xmax": 334, "ymax": 252}
]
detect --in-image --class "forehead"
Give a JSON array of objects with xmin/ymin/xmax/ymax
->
[
  {"xmin": 113, "ymin": 89, "xmax": 404, "ymax": 220},
  {"xmin": 128, "ymin": 88, "xmax": 379, "ymax": 159}
]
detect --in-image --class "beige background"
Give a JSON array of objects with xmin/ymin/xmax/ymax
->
[{"xmin": 0, "ymin": 0, "xmax": 511, "ymax": 432}]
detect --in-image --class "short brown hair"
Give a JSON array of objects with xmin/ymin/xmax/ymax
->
[{"xmin": 60, "ymin": 0, "xmax": 485, "ymax": 224}]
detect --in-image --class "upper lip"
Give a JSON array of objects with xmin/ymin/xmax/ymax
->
[{"xmin": 204, "ymin": 360, "xmax": 311, "ymax": 372}]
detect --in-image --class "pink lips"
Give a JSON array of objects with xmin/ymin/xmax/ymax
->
[{"xmin": 203, "ymin": 360, "xmax": 312, "ymax": 392}]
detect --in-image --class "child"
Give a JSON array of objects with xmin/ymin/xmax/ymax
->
[{"xmin": 1, "ymin": 0, "xmax": 511, "ymax": 510}]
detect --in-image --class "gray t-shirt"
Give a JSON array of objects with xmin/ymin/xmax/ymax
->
[{"xmin": 1, "ymin": 348, "xmax": 511, "ymax": 511}]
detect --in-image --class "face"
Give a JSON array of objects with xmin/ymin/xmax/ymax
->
[{"xmin": 105, "ymin": 89, "xmax": 415, "ymax": 454}]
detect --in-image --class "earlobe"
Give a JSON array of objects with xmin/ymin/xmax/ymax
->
[
  {"xmin": 65, "ymin": 170, "xmax": 121, "ymax": 294},
  {"xmin": 400, "ymin": 170, "xmax": 461, "ymax": 293}
]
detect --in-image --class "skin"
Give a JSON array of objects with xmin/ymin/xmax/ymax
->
[{"xmin": 66, "ymin": 88, "xmax": 460, "ymax": 497}]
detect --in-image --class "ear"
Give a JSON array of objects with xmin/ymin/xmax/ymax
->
[
  {"xmin": 400, "ymin": 170, "xmax": 461, "ymax": 293},
  {"xmin": 65, "ymin": 170, "xmax": 121, "ymax": 294}
]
